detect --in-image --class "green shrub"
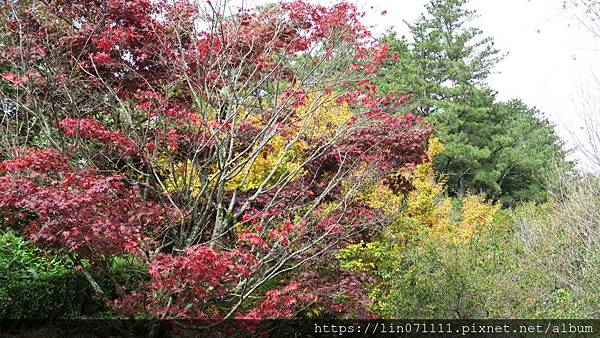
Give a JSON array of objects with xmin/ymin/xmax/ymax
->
[
  {"xmin": 0, "ymin": 231, "xmax": 105, "ymax": 318},
  {"xmin": 380, "ymin": 221, "xmax": 515, "ymax": 319},
  {"xmin": 502, "ymin": 189, "xmax": 600, "ymax": 319}
]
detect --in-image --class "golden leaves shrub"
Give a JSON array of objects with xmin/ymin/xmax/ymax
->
[{"xmin": 337, "ymin": 137, "xmax": 500, "ymax": 314}]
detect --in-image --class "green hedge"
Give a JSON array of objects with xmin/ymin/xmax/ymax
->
[{"xmin": 0, "ymin": 231, "xmax": 106, "ymax": 319}]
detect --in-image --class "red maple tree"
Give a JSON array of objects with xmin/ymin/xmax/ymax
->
[{"xmin": 0, "ymin": 0, "xmax": 431, "ymax": 320}]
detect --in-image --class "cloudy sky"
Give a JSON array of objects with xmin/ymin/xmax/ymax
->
[{"xmin": 358, "ymin": 0, "xmax": 600, "ymax": 170}]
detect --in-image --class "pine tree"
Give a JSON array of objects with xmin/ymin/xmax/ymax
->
[
  {"xmin": 378, "ymin": 0, "xmax": 502, "ymax": 115},
  {"xmin": 378, "ymin": 0, "xmax": 570, "ymax": 205}
]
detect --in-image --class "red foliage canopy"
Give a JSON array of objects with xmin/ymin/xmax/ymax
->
[{"xmin": 0, "ymin": 0, "xmax": 432, "ymax": 320}]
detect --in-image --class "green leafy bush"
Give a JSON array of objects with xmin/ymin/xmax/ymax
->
[
  {"xmin": 501, "ymin": 178, "xmax": 600, "ymax": 319},
  {"xmin": 0, "ymin": 231, "xmax": 105, "ymax": 318},
  {"xmin": 375, "ymin": 219, "xmax": 514, "ymax": 319}
]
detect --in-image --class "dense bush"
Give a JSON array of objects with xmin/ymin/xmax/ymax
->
[
  {"xmin": 378, "ymin": 219, "xmax": 513, "ymax": 319},
  {"xmin": 0, "ymin": 231, "xmax": 105, "ymax": 318},
  {"xmin": 501, "ymin": 174, "xmax": 600, "ymax": 318},
  {"xmin": 338, "ymin": 169, "xmax": 600, "ymax": 319}
]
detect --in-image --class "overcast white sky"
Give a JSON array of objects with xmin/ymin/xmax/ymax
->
[{"xmin": 357, "ymin": 0, "xmax": 600, "ymax": 171}]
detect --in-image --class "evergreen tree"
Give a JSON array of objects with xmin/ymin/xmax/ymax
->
[
  {"xmin": 378, "ymin": 0, "xmax": 571, "ymax": 205},
  {"xmin": 378, "ymin": 0, "xmax": 502, "ymax": 115}
]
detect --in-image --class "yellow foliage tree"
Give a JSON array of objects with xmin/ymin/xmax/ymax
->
[{"xmin": 337, "ymin": 136, "xmax": 500, "ymax": 313}]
